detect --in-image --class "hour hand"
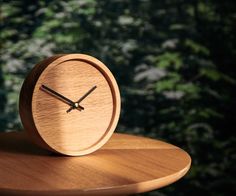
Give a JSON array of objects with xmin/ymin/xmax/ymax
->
[
  {"xmin": 40, "ymin": 85, "xmax": 84, "ymax": 111},
  {"xmin": 67, "ymin": 85, "xmax": 97, "ymax": 113}
]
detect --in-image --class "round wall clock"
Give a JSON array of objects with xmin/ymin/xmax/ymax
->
[{"xmin": 19, "ymin": 54, "xmax": 121, "ymax": 156}]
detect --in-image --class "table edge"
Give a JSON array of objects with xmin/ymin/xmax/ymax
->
[{"xmin": 0, "ymin": 132, "xmax": 192, "ymax": 195}]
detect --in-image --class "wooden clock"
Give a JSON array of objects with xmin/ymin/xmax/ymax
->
[{"xmin": 19, "ymin": 54, "xmax": 121, "ymax": 156}]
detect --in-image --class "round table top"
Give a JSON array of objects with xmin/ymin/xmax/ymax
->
[{"xmin": 0, "ymin": 132, "xmax": 191, "ymax": 195}]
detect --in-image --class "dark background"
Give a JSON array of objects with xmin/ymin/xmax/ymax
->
[{"xmin": 0, "ymin": 0, "xmax": 235, "ymax": 195}]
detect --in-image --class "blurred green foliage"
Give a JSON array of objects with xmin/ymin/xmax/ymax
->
[{"xmin": 0, "ymin": 0, "xmax": 236, "ymax": 195}]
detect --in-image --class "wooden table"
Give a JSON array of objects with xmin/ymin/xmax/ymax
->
[{"xmin": 0, "ymin": 132, "xmax": 191, "ymax": 195}]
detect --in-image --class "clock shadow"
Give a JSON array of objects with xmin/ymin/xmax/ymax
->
[{"xmin": 0, "ymin": 131, "xmax": 51, "ymax": 156}]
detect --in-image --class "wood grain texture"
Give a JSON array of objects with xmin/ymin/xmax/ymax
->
[
  {"xmin": 0, "ymin": 132, "xmax": 191, "ymax": 195},
  {"xmin": 19, "ymin": 54, "xmax": 121, "ymax": 156}
]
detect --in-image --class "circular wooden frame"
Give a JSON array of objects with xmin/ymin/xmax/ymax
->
[{"xmin": 19, "ymin": 54, "xmax": 121, "ymax": 156}]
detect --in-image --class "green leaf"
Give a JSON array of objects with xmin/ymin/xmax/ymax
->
[
  {"xmin": 200, "ymin": 68, "xmax": 221, "ymax": 81},
  {"xmin": 169, "ymin": 24, "xmax": 186, "ymax": 30},
  {"xmin": 185, "ymin": 39, "xmax": 209, "ymax": 55},
  {"xmin": 176, "ymin": 83, "xmax": 200, "ymax": 95},
  {"xmin": 155, "ymin": 52, "xmax": 182, "ymax": 69},
  {"xmin": 156, "ymin": 76, "xmax": 180, "ymax": 92}
]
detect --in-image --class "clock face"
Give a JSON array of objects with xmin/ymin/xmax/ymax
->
[{"xmin": 19, "ymin": 54, "xmax": 120, "ymax": 156}]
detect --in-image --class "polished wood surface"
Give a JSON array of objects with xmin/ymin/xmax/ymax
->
[
  {"xmin": 19, "ymin": 54, "xmax": 121, "ymax": 156},
  {"xmin": 0, "ymin": 132, "xmax": 191, "ymax": 195}
]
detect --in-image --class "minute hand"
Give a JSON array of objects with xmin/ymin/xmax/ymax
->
[
  {"xmin": 67, "ymin": 85, "xmax": 97, "ymax": 113},
  {"xmin": 41, "ymin": 85, "xmax": 84, "ymax": 110}
]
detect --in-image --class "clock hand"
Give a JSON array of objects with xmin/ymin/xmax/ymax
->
[
  {"xmin": 41, "ymin": 85, "xmax": 84, "ymax": 111},
  {"xmin": 67, "ymin": 85, "xmax": 97, "ymax": 113}
]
